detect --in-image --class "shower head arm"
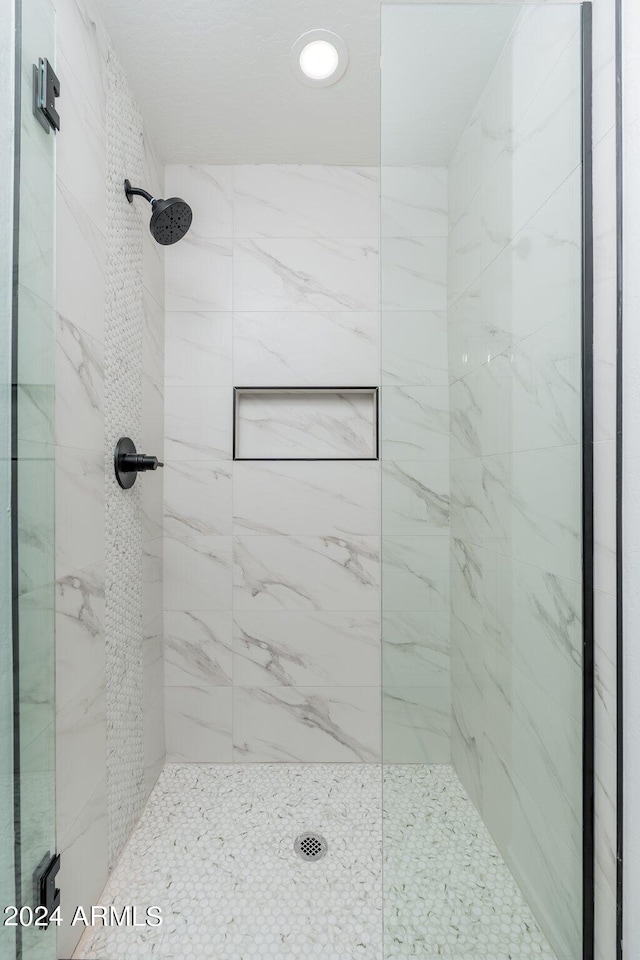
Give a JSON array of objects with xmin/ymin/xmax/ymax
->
[{"xmin": 124, "ymin": 179, "xmax": 155, "ymax": 205}]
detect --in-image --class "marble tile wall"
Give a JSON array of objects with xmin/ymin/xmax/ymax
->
[
  {"xmin": 163, "ymin": 164, "xmax": 383, "ymax": 763},
  {"xmin": 446, "ymin": 6, "xmax": 604, "ymax": 960},
  {"xmin": 54, "ymin": 0, "xmax": 164, "ymax": 954},
  {"xmin": 380, "ymin": 167, "xmax": 451, "ymax": 763}
]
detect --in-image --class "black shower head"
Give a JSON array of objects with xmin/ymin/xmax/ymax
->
[
  {"xmin": 149, "ymin": 197, "xmax": 193, "ymax": 245},
  {"xmin": 124, "ymin": 179, "xmax": 193, "ymax": 245}
]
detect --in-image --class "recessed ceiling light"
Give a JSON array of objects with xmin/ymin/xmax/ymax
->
[{"xmin": 291, "ymin": 30, "xmax": 349, "ymax": 87}]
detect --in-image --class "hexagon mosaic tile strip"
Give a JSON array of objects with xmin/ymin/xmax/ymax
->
[{"xmin": 73, "ymin": 764, "xmax": 557, "ymax": 960}]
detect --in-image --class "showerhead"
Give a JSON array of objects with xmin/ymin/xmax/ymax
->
[
  {"xmin": 149, "ymin": 197, "xmax": 193, "ymax": 245},
  {"xmin": 124, "ymin": 179, "xmax": 193, "ymax": 245}
]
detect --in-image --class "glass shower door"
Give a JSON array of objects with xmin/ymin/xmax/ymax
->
[
  {"xmin": 380, "ymin": 4, "xmax": 589, "ymax": 959},
  {"xmin": 1, "ymin": 0, "xmax": 18, "ymax": 954},
  {"xmin": 1, "ymin": 0, "xmax": 57, "ymax": 957}
]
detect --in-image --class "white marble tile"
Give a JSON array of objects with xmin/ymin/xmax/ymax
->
[
  {"xmin": 382, "ymin": 460, "xmax": 449, "ymax": 535},
  {"xmin": 233, "ymin": 461, "xmax": 380, "ymax": 536},
  {"xmin": 18, "ymin": 125, "xmax": 55, "ymax": 311},
  {"xmin": 143, "ymin": 692, "xmax": 165, "ymax": 800},
  {"xmin": 503, "ymin": 4, "xmax": 581, "ymax": 131},
  {"xmin": 381, "ymin": 310, "xmax": 448, "ymax": 386},
  {"xmin": 383, "ymin": 687, "xmax": 450, "ymax": 763},
  {"xmin": 55, "ymin": 446, "xmax": 104, "ymax": 579},
  {"xmin": 141, "ymin": 373, "xmax": 164, "ymax": 458},
  {"xmin": 165, "ymin": 165, "xmax": 233, "ymax": 238},
  {"xmin": 142, "ymin": 537, "xmax": 163, "ymax": 629},
  {"xmin": 57, "ymin": 779, "xmax": 108, "ymax": 960},
  {"xmin": 56, "ymin": 562, "xmax": 105, "ymax": 712},
  {"xmin": 143, "ymin": 614, "xmax": 164, "ymax": 707},
  {"xmin": 382, "ymin": 238, "xmax": 447, "ymax": 310},
  {"xmin": 142, "ymin": 287, "xmax": 164, "ymax": 385},
  {"xmin": 165, "ymin": 235, "xmax": 233, "ymax": 312},
  {"xmin": 141, "ymin": 453, "xmax": 164, "ymax": 542},
  {"xmin": 233, "ymin": 611, "xmax": 380, "ymax": 687},
  {"xmin": 481, "ymin": 738, "xmax": 582, "ymax": 960},
  {"xmin": 18, "ymin": 584, "xmax": 55, "ymax": 748},
  {"xmin": 19, "ymin": 723, "xmax": 56, "ymax": 920},
  {"xmin": 164, "ymin": 610, "xmax": 233, "ymax": 687},
  {"xmin": 381, "ymin": 385, "xmax": 449, "ymax": 461},
  {"xmin": 55, "ymin": 313, "xmax": 104, "ymax": 452},
  {"xmin": 164, "ymin": 460, "xmax": 232, "ymax": 537},
  {"xmin": 164, "ymin": 312, "xmax": 232, "ymax": 387},
  {"xmin": 450, "ymin": 456, "xmax": 490, "ymax": 547},
  {"xmin": 142, "ymin": 221, "xmax": 164, "ymax": 308},
  {"xmin": 233, "ymin": 686, "xmax": 381, "ymax": 762},
  {"xmin": 164, "ymin": 386, "xmax": 232, "ymax": 460},
  {"xmin": 484, "ymin": 651, "xmax": 582, "ymax": 868},
  {"xmin": 450, "ymin": 614, "xmax": 485, "ymax": 810},
  {"xmin": 234, "ymin": 165, "xmax": 379, "ymax": 238},
  {"xmin": 55, "ymin": 0, "xmax": 109, "ymax": 120},
  {"xmin": 235, "ymin": 389, "xmax": 378, "ymax": 460},
  {"xmin": 142, "ymin": 126, "xmax": 165, "ymax": 203},
  {"xmin": 484, "ymin": 30, "xmax": 582, "ymax": 252},
  {"xmin": 447, "ymin": 189, "xmax": 483, "ymax": 306},
  {"xmin": 479, "ymin": 168, "xmax": 582, "ymax": 349},
  {"xmin": 75, "ymin": 763, "xmax": 382, "ymax": 960},
  {"xmin": 56, "ymin": 671, "xmax": 106, "ymax": 842},
  {"xmin": 382, "ymin": 166, "xmax": 447, "ymax": 238},
  {"xmin": 449, "ymin": 371, "xmax": 483, "ymax": 461},
  {"xmin": 482, "ymin": 315, "xmax": 581, "ymax": 456},
  {"xmin": 56, "ymin": 50, "xmax": 106, "ymax": 235},
  {"xmin": 56, "ymin": 179, "xmax": 106, "ymax": 342},
  {"xmin": 163, "ymin": 535, "xmax": 232, "ymax": 612},
  {"xmin": 233, "ymin": 238, "xmax": 379, "ymax": 312},
  {"xmin": 447, "ymin": 283, "xmax": 511, "ymax": 383},
  {"xmin": 382, "ymin": 536, "xmax": 449, "ymax": 612},
  {"xmin": 233, "ymin": 311, "xmax": 379, "ymax": 387},
  {"xmin": 483, "ymin": 446, "xmax": 582, "ymax": 583},
  {"xmin": 382, "ymin": 611, "xmax": 449, "ymax": 687},
  {"xmin": 165, "ymin": 686, "xmax": 232, "ymax": 762},
  {"xmin": 383, "ymin": 764, "xmax": 558, "ymax": 960},
  {"xmin": 483, "ymin": 552, "xmax": 583, "ymax": 722},
  {"xmin": 17, "ymin": 382, "xmax": 54, "ymax": 446},
  {"xmin": 73, "ymin": 764, "xmax": 559, "ymax": 960},
  {"xmin": 17, "ymin": 442, "xmax": 55, "ymax": 594},
  {"xmin": 233, "ymin": 535, "xmax": 380, "ymax": 612},
  {"xmin": 17, "ymin": 284, "xmax": 55, "ymax": 389}
]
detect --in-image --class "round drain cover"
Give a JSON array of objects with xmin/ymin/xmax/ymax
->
[{"xmin": 294, "ymin": 832, "xmax": 328, "ymax": 862}]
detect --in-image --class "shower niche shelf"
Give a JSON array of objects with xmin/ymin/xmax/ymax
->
[{"xmin": 233, "ymin": 386, "xmax": 379, "ymax": 461}]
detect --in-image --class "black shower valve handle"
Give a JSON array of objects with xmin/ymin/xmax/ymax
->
[
  {"xmin": 114, "ymin": 437, "xmax": 163, "ymax": 489},
  {"xmin": 120, "ymin": 452, "xmax": 164, "ymax": 473}
]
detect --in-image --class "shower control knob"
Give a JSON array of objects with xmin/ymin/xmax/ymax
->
[{"xmin": 114, "ymin": 437, "xmax": 164, "ymax": 489}]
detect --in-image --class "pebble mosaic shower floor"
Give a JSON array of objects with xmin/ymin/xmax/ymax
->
[{"xmin": 73, "ymin": 764, "xmax": 557, "ymax": 960}]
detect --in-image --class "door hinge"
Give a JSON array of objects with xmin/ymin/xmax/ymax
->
[
  {"xmin": 33, "ymin": 58, "xmax": 60, "ymax": 133},
  {"xmin": 34, "ymin": 852, "xmax": 61, "ymax": 924}
]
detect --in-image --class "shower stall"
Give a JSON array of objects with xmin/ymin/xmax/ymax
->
[{"xmin": 1, "ymin": 0, "xmax": 612, "ymax": 958}]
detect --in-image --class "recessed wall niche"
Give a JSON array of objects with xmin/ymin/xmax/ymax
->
[{"xmin": 233, "ymin": 387, "xmax": 379, "ymax": 461}]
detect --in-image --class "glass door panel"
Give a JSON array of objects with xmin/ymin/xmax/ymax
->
[{"xmin": 380, "ymin": 5, "xmax": 589, "ymax": 959}]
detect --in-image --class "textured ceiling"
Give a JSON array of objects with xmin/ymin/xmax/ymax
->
[
  {"xmin": 97, "ymin": 0, "xmax": 519, "ymax": 166},
  {"xmin": 97, "ymin": 0, "xmax": 381, "ymax": 165}
]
